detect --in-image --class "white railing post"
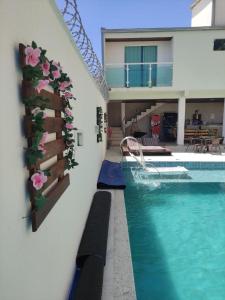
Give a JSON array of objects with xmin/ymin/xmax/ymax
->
[
  {"xmin": 148, "ymin": 63, "xmax": 152, "ymax": 87},
  {"xmin": 126, "ymin": 64, "xmax": 129, "ymax": 87}
]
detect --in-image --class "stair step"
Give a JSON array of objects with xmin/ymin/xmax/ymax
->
[
  {"xmin": 111, "ymin": 127, "xmax": 121, "ymax": 130},
  {"xmin": 111, "ymin": 133, "xmax": 123, "ymax": 137},
  {"xmin": 110, "ymin": 140, "xmax": 121, "ymax": 146},
  {"xmin": 111, "ymin": 130, "xmax": 123, "ymax": 134},
  {"xmin": 111, "ymin": 138, "xmax": 123, "ymax": 142}
]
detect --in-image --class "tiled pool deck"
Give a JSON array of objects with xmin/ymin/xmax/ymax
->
[
  {"xmin": 103, "ymin": 146, "xmax": 225, "ymax": 300},
  {"xmin": 106, "ymin": 146, "xmax": 225, "ymax": 163}
]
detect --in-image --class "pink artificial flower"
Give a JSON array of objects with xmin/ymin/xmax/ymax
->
[
  {"xmin": 65, "ymin": 108, "xmax": 72, "ymax": 116},
  {"xmin": 31, "ymin": 171, "xmax": 48, "ymax": 190},
  {"xmin": 59, "ymin": 81, "xmax": 71, "ymax": 91},
  {"xmin": 35, "ymin": 79, "xmax": 49, "ymax": 93},
  {"xmin": 39, "ymin": 132, "xmax": 48, "ymax": 145},
  {"xmin": 25, "ymin": 46, "xmax": 41, "ymax": 67},
  {"xmin": 38, "ymin": 132, "xmax": 48, "ymax": 154},
  {"xmin": 65, "ymin": 123, "xmax": 73, "ymax": 129},
  {"xmin": 41, "ymin": 61, "xmax": 50, "ymax": 76},
  {"xmin": 38, "ymin": 144, "xmax": 46, "ymax": 155},
  {"xmin": 52, "ymin": 69, "xmax": 61, "ymax": 79},
  {"xmin": 64, "ymin": 92, "xmax": 73, "ymax": 99}
]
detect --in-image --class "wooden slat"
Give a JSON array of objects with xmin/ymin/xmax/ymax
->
[
  {"xmin": 22, "ymin": 80, "xmax": 64, "ymax": 111},
  {"xmin": 24, "ymin": 116, "xmax": 64, "ymax": 137},
  {"xmin": 37, "ymin": 138, "xmax": 65, "ymax": 165},
  {"xmin": 19, "ymin": 43, "xmax": 26, "ymax": 67},
  {"xmin": 32, "ymin": 174, "xmax": 70, "ymax": 231}
]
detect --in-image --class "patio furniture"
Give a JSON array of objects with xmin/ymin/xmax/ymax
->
[
  {"xmin": 133, "ymin": 131, "xmax": 146, "ymax": 138},
  {"xmin": 97, "ymin": 160, "xmax": 126, "ymax": 190},
  {"xmin": 77, "ymin": 191, "xmax": 111, "ymax": 268},
  {"xmin": 123, "ymin": 139, "xmax": 172, "ymax": 156},
  {"xmin": 71, "ymin": 191, "xmax": 111, "ymax": 300},
  {"xmin": 209, "ymin": 137, "xmax": 223, "ymax": 153},
  {"xmin": 190, "ymin": 136, "xmax": 223, "ymax": 153},
  {"xmin": 192, "ymin": 136, "xmax": 212, "ymax": 152},
  {"xmin": 142, "ymin": 136, "xmax": 159, "ymax": 146},
  {"xmin": 185, "ymin": 129, "xmax": 209, "ymax": 138},
  {"xmin": 185, "ymin": 137, "xmax": 201, "ymax": 151}
]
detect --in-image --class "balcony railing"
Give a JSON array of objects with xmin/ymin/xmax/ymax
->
[{"xmin": 105, "ymin": 62, "xmax": 173, "ymax": 88}]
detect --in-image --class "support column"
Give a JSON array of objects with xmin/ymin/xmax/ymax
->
[
  {"xmin": 121, "ymin": 102, "xmax": 125, "ymax": 136},
  {"xmin": 222, "ymin": 99, "xmax": 225, "ymax": 144},
  {"xmin": 177, "ymin": 96, "xmax": 186, "ymax": 145}
]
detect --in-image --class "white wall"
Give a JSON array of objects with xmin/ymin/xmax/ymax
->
[
  {"xmin": 186, "ymin": 102, "xmax": 223, "ymax": 123},
  {"xmin": 0, "ymin": 1, "xmax": 106, "ymax": 300},
  {"xmin": 191, "ymin": 0, "xmax": 213, "ymax": 27},
  {"xmin": 172, "ymin": 29, "xmax": 225, "ymax": 91},
  {"xmin": 105, "ymin": 40, "xmax": 173, "ymax": 65},
  {"xmin": 104, "ymin": 28, "xmax": 225, "ymax": 101},
  {"xmin": 108, "ymin": 102, "xmax": 121, "ymax": 126},
  {"xmin": 215, "ymin": 0, "xmax": 225, "ymax": 26}
]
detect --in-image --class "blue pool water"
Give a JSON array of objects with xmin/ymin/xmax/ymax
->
[{"xmin": 123, "ymin": 164, "xmax": 225, "ymax": 300}]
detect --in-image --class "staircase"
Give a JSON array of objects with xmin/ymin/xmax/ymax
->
[
  {"xmin": 125, "ymin": 103, "xmax": 163, "ymax": 128},
  {"xmin": 110, "ymin": 127, "xmax": 123, "ymax": 146}
]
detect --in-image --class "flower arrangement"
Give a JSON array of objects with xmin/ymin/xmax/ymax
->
[{"xmin": 21, "ymin": 41, "xmax": 78, "ymax": 208}]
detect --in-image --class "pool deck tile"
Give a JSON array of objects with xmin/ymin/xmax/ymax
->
[{"xmin": 102, "ymin": 190, "xmax": 136, "ymax": 300}]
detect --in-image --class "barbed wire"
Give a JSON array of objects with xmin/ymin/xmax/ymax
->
[{"xmin": 61, "ymin": 0, "xmax": 108, "ymax": 99}]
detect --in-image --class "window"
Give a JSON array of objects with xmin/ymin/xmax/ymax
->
[{"xmin": 213, "ymin": 39, "xmax": 225, "ymax": 51}]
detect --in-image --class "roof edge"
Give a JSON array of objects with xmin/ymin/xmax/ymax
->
[{"xmin": 101, "ymin": 26, "xmax": 225, "ymax": 34}]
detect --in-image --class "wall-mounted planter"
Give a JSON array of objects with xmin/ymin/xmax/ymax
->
[
  {"xmin": 96, "ymin": 106, "xmax": 103, "ymax": 143},
  {"xmin": 19, "ymin": 42, "xmax": 78, "ymax": 231}
]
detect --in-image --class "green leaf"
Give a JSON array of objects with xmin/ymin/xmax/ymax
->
[
  {"xmin": 44, "ymin": 169, "xmax": 51, "ymax": 176},
  {"xmin": 35, "ymin": 192, "xmax": 46, "ymax": 209},
  {"xmin": 32, "ymin": 41, "xmax": 37, "ymax": 49}
]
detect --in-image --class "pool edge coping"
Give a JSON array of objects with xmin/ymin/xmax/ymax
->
[{"xmin": 101, "ymin": 189, "xmax": 137, "ymax": 300}]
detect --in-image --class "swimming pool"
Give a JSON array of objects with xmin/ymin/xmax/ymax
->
[{"xmin": 123, "ymin": 163, "xmax": 225, "ymax": 300}]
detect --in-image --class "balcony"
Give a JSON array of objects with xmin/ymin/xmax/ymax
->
[{"xmin": 105, "ymin": 62, "xmax": 173, "ymax": 88}]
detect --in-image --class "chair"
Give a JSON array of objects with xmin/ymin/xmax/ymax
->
[
  {"xmin": 186, "ymin": 137, "xmax": 201, "ymax": 152},
  {"xmin": 209, "ymin": 137, "xmax": 222, "ymax": 154}
]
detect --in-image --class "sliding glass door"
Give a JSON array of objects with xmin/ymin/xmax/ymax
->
[{"xmin": 125, "ymin": 46, "xmax": 157, "ymax": 87}]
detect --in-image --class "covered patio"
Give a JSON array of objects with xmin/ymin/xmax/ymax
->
[{"xmin": 108, "ymin": 98, "xmax": 225, "ymax": 146}]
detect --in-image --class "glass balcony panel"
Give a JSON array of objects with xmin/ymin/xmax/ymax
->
[
  {"xmin": 156, "ymin": 64, "xmax": 173, "ymax": 87},
  {"xmin": 105, "ymin": 63, "xmax": 173, "ymax": 88},
  {"xmin": 128, "ymin": 64, "xmax": 143, "ymax": 87},
  {"xmin": 105, "ymin": 66, "xmax": 125, "ymax": 88}
]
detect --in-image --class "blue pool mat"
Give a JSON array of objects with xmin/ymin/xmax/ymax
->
[{"xmin": 97, "ymin": 160, "xmax": 126, "ymax": 189}]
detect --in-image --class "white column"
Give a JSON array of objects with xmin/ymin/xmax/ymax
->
[
  {"xmin": 121, "ymin": 102, "xmax": 125, "ymax": 136},
  {"xmin": 177, "ymin": 96, "xmax": 186, "ymax": 145},
  {"xmin": 222, "ymin": 99, "xmax": 225, "ymax": 143}
]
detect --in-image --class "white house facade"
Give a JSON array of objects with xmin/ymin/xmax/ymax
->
[{"xmin": 102, "ymin": 0, "xmax": 225, "ymax": 145}]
